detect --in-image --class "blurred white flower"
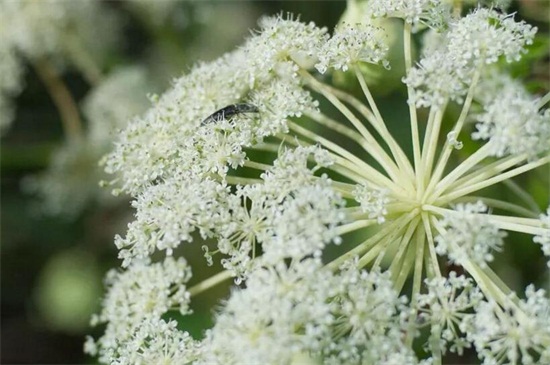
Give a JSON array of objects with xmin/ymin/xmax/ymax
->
[{"xmin": 24, "ymin": 67, "xmax": 151, "ymax": 217}]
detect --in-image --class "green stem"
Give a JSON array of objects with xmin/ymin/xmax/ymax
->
[
  {"xmin": 447, "ymin": 154, "xmax": 526, "ymax": 196},
  {"xmin": 33, "ymin": 59, "xmax": 83, "ymax": 141},
  {"xmin": 287, "ymin": 121, "xmax": 405, "ymax": 193},
  {"xmin": 406, "ymin": 223, "xmax": 426, "ymax": 346},
  {"xmin": 299, "ymin": 70, "xmax": 408, "ymax": 188},
  {"xmin": 225, "ymin": 176, "xmax": 262, "ymax": 185},
  {"xmin": 425, "ymin": 70, "xmax": 481, "ymax": 198},
  {"xmin": 421, "ymin": 212, "xmax": 442, "ymax": 278},
  {"xmin": 328, "ymin": 211, "xmax": 417, "ymax": 270},
  {"xmin": 389, "ymin": 215, "xmax": 421, "ymax": 281},
  {"xmin": 502, "ymin": 179, "xmax": 542, "ymax": 214},
  {"xmin": 422, "ymin": 107, "xmax": 446, "ymax": 187},
  {"xmin": 430, "ymin": 142, "xmax": 494, "ymax": 201},
  {"xmin": 455, "ymin": 196, "xmax": 539, "ymax": 219},
  {"xmin": 188, "ymin": 269, "xmax": 233, "ymax": 296},
  {"xmin": 436, "ymin": 156, "xmax": 550, "ymax": 205},
  {"xmin": 537, "ymin": 91, "xmax": 550, "ymax": 109},
  {"xmin": 430, "ymin": 324, "xmax": 443, "ymax": 365},
  {"xmin": 403, "ymin": 22, "xmax": 423, "ymax": 193},
  {"xmin": 64, "ymin": 33, "xmax": 103, "ymax": 85},
  {"xmin": 354, "ymin": 66, "xmax": 415, "ymax": 180}
]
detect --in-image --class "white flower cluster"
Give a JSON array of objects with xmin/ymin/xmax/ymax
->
[
  {"xmin": 246, "ymin": 14, "xmax": 328, "ymax": 78},
  {"xmin": 199, "ymin": 259, "xmax": 417, "ymax": 365},
  {"xmin": 0, "ymin": 31, "xmax": 23, "ymax": 134},
  {"xmin": 103, "ymin": 14, "xmax": 331, "ymax": 196},
  {"xmin": 89, "ymin": 6, "xmax": 550, "ymax": 365},
  {"xmin": 96, "ymin": 317, "xmax": 201, "ymax": 365},
  {"xmin": 116, "ymin": 175, "xmax": 231, "ymax": 266},
  {"xmin": 84, "ymin": 67, "xmax": 151, "ymax": 146},
  {"xmin": 0, "ymin": 0, "xmax": 119, "ymax": 135},
  {"xmin": 316, "ymin": 22, "xmax": 389, "ymax": 74},
  {"xmin": 473, "ymin": 85, "xmax": 550, "ymax": 158},
  {"xmin": 117, "ymin": 145, "xmax": 346, "ymax": 277},
  {"xmin": 435, "ymin": 202, "xmax": 506, "ymax": 268},
  {"xmin": 368, "ymin": 0, "xmax": 450, "ymax": 30},
  {"xmin": 417, "ymin": 272, "xmax": 483, "ymax": 355},
  {"xmin": 469, "ymin": 286, "xmax": 550, "ymax": 365},
  {"xmin": 404, "ymin": 8, "xmax": 536, "ymax": 107},
  {"xmin": 86, "ymin": 257, "xmax": 193, "ymax": 364},
  {"xmin": 353, "ymin": 183, "xmax": 390, "ymax": 223}
]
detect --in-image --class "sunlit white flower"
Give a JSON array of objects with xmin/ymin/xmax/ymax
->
[
  {"xmin": 87, "ymin": 257, "xmax": 192, "ymax": 364},
  {"xmin": 416, "ymin": 272, "xmax": 483, "ymax": 355},
  {"xmin": 468, "ymin": 286, "xmax": 550, "ymax": 365},
  {"xmin": 316, "ymin": 22, "xmax": 389, "ymax": 74},
  {"xmin": 435, "ymin": 202, "xmax": 506, "ymax": 268},
  {"xmin": 368, "ymin": 0, "xmax": 450, "ymax": 30},
  {"xmin": 199, "ymin": 259, "xmax": 416, "ymax": 365},
  {"xmin": 473, "ymin": 86, "xmax": 550, "ymax": 158},
  {"xmin": 90, "ymin": 6, "xmax": 550, "ymax": 365},
  {"xmin": 404, "ymin": 9, "xmax": 536, "ymax": 107}
]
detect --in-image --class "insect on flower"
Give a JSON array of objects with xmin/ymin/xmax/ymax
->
[{"xmin": 201, "ymin": 103, "xmax": 259, "ymax": 125}]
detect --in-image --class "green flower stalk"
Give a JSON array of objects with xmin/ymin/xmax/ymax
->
[{"xmin": 88, "ymin": 2, "xmax": 550, "ymax": 364}]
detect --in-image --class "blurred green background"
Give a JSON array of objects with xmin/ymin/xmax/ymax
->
[{"xmin": 1, "ymin": 1, "xmax": 548, "ymax": 364}]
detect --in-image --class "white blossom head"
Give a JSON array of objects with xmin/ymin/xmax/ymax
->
[
  {"xmin": 404, "ymin": 8, "xmax": 536, "ymax": 107},
  {"xmin": 0, "ymin": 0, "xmax": 119, "ymax": 69},
  {"xmin": 468, "ymin": 286, "xmax": 550, "ymax": 365},
  {"xmin": 87, "ymin": 257, "xmax": 192, "ymax": 363},
  {"xmin": 435, "ymin": 201, "xmax": 506, "ymax": 268},
  {"xmin": 199, "ymin": 259, "xmax": 416, "ymax": 365},
  {"xmin": 416, "ymin": 272, "xmax": 483, "ymax": 355},
  {"xmin": 315, "ymin": 22, "xmax": 389, "ymax": 74},
  {"xmin": 368, "ymin": 0, "xmax": 451, "ymax": 30},
  {"xmin": 92, "ymin": 5, "xmax": 550, "ymax": 365},
  {"xmin": 472, "ymin": 85, "xmax": 550, "ymax": 158}
]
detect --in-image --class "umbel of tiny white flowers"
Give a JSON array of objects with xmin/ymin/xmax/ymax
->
[{"xmin": 89, "ymin": 2, "xmax": 550, "ymax": 365}]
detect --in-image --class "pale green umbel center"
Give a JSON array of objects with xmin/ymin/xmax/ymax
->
[{"xmin": 188, "ymin": 22, "xmax": 549, "ymax": 365}]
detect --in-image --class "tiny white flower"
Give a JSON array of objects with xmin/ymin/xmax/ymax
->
[
  {"xmin": 468, "ymin": 286, "xmax": 550, "ymax": 365},
  {"xmin": 416, "ymin": 272, "xmax": 483, "ymax": 355},
  {"xmin": 435, "ymin": 202, "xmax": 506, "ymax": 268},
  {"xmin": 472, "ymin": 85, "xmax": 550, "ymax": 158},
  {"xmin": 368, "ymin": 0, "xmax": 451, "ymax": 30},
  {"xmin": 353, "ymin": 183, "xmax": 390, "ymax": 223},
  {"xmin": 316, "ymin": 22, "xmax": 389, "ymax": 74},
  {"xmin": 88, "ymin": 257, "xmax": 193, "ymax": 364},
  {"xmin": 404, "ymin": 8, "xmax": 536, "ymax": 107}
]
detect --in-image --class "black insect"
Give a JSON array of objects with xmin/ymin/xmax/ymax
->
[{"xmin": 201, "ymin": 103, "xmax": 259, "ymax": 125}]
